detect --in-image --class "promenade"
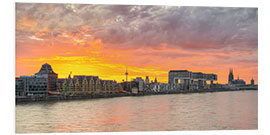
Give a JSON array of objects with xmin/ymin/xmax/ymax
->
[{"xmin": 16, "ymin": 88, "xmax": 257, "ymax": 103}]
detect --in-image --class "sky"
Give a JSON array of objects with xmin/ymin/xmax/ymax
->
[{"xmin": 15, "ymin": 3, "xmax": 258, "ymax": 84}]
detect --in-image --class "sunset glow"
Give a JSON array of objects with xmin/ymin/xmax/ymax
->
[{"xmin": 16, "ymin": 3, "xmax": 258, "ymax": 84}]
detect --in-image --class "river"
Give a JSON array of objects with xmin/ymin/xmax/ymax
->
[{"xmin": 16, "ymin": 90, "xmax": 258, "ymax": 133}]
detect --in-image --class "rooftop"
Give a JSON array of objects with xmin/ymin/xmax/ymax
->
[{"xmin": 35, "ymin": 63, "xmax": 57, "ymax": 75}]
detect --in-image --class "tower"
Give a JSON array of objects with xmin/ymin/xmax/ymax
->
[
  {"xmin": 251, "ymin": 78, "xmax": 255, "ymax": 85},
  {"xmin": 125, "ymin": 67, "xmax": 128, "ymax": 82},
  {"xmin": 228, "ymin": 68, "xmax": 234, "ymax": 84},
  {"xmin": 154, "ymin": 76, "xmax": 157, "ymax": 83},
  {"xmin": 145, "ymin": 76, "xmax": 149, "ymax": 84}
]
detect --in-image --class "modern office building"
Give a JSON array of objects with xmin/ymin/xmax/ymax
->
[
  {"xmin": 133, "ymin": 77, "xmax": 144, "ymax": 92},
  {"xmin": 168, "ymin": 70, "xmax": 217, "ymax": 90},
  {"xmin": 16, "ymin": 75, "xmax": 48, "ymax": 96},
  {"xmin": 15, "ymin": 63, "xmax": 58, "ymax": 96},
  {"xmin": 35, "ymin": 63, "xmax": 58, "ymax": 92}
]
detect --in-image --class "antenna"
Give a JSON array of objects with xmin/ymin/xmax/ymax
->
[{"xmin": 125, "ymin": 67, "xmax": 128, "ymax": 82}]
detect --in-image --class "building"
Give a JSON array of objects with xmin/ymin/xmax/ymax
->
[
  {"xmin": 35, "ymin": 63, "xmax": 58, "ymax": 92},
  {"xmin": 168, "ymin": 70, "xmax": 217, "ymax": 90},
  {"xmin": 231, "ymin": 76, "xmax": 246, "ymax": 85},
  {"xmin": 133, "ymin": 77, "xmax": 144, "ymax": 92},
  {"xmin": 15, "ymin": 77, "xmax": 24, "ymax": 96},
  {"xmin": 15, "ymin": 63, "xmax": 58, "ymax": 97},
  {"xmin": 227, "ymin": 69, "xmax": 246, "ymax": 86},
  {"xmin": 145, "ymin": 76, "xmax": 149, "ymax": 84},
  {"xmin": 228, "ymin": 68, "xmax": 234, "ymax": 84},
  {"xmin": 251, "ymin": 78, "xmax": 255, "ymax": 85},
  {"xmin": 57, "ymin": 75, "xmax": 117, "ymax": 95},
  {"xmin": 16, "ymin": 75, "xmax": 48, "ymax": 96}
]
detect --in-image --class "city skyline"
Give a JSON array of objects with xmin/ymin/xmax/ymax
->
[{"xmin": 16, "ymin": 3, "xmax": 258, "ymax": 84}]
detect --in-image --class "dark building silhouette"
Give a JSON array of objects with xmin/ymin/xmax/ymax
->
[
  {"xmin": 145, "ymin": 76, "xmax": 149, "ymax": 84},
  {"xmin": 231, "ymin": 76, "xmax": 246, "ymax": 85},
  {"xmin": 228, "ymin": 68, "xmax": 234, "ymax": 84},
  {"xmin": 228, "ymin": 69, "xmax": 246, "ymax": 85},
  {"xmin": 251, "ymin": 78, "xmax": 255, "ymax": 85}
]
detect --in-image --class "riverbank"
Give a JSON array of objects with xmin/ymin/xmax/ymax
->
[{"xmin": 16, "ymin": 88, "xmax": 257, "ymax": 103}]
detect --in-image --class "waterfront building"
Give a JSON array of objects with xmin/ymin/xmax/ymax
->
[
  {"xmin": 228, "ymin": 68, "xmax": 234, "ymax": 85},
  {"xmin": 145, "ymin": 76, "xmax": 149, "ymax": 84},
  {"xmin": 16, "ymin": 75, "xmax": 48, "ymax": 96},
  {"xmin": 227, "ymin": 69, "xmax": 246, "ymax": 86},
  {"xmin": 89, "ymin": 77, "xmax": 95, "ymax": 92},
  {"xmin": 82, "ymin": 77, "xmax": 89, "ymax": 92},
  {"xmin": 35, "ymin": 63, "xmax": 58, "ymax": 92},
  {"xmin": 15, "ymin": 77, "xmax": 24, "ymax": 96},
  {"xmin": 131, "ymin": 87, "xmax": 139, "ymax": 94},
  {"xmin": 57, "ymin": 75, "xmax": 116, "ymax": 95},
  {"xmin": 251, "ymin": 78, "xmax": 255, "ymax": 85},
  {"xmin": 57, "ymin": 79, "xmax": 67, "ymax": 95},
  {"xmin": 133, "ymin": 77, "xmax": 144, "ymax": 92},
  {"xmin": 96, "ymin": 78, "xmax": 101, "ymax": 93},
  {"xmin": 68, "ymin": 78, "xmax": 75, "ymax": 94},
  {"xmin": 15, "ymin": 63, "xmax": 58, "ymax": 97},
  {"xmin": 231, "ymin": 76, "xmax": 246, "ymax": 85},
  {"xmin": 168, "ymin": 70, "xmax": 217, "ymax": 90}
]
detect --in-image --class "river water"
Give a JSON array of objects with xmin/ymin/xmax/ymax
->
[{"xmin": 15, "ymin": 90, "xmax": 258, "ymax": 133}]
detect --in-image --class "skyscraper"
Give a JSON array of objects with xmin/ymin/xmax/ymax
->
[
  {"xmin": 228, "ymin": 68, "xmax": 234, "ymax": 84},
  {"xmin": 145, "ymin": 76, "xmax": 149, "ymax": 84}
]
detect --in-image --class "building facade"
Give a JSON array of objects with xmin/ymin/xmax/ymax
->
[
  {"xmin": 57, "ymin": 75, "xmax": 117, "ymax": 95},
  {"xmin": 15, "ymin": 63, "xmax": 58, "ymax": 97},
  {"xmin": 168, "ymin": 70, "xmax": 217, "ymax": 90},
  {"xmin": 16, "ymin": 75, "xmax": 48, "ymax": 96},
  {"xmin": 35, "ymin": 63, "xmax": 58, "ymax": 92}
]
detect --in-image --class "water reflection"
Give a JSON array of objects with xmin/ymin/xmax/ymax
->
[{"xmin": 16, "ymin": 91, "xmax": 258, "ymax": 133}]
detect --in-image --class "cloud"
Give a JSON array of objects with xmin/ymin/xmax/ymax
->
[
  {"xmin": 16, "ymin": 4, "xmax": 257, "ymax": 51},
  {"xmin": 29, "ymin": 35, "xmax": 44, "ymax": 41},
  {"xmin": 16, "ymin": 3, "xmax": 258, "ymax": 83}
]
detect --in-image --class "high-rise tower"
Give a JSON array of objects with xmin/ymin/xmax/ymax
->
[
  {"xmin": 228, "ymin": 68, "xmax": 234, "ymax": 84},
  {"xmin": 145, "ymin": 76, "xmax": 149, "ymax": 84}
]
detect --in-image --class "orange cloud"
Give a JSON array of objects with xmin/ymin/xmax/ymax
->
[{"xmin": 23, "ymin": 16, "xmax": 37, "ymax": 27}]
